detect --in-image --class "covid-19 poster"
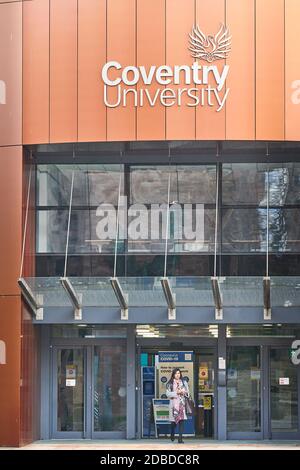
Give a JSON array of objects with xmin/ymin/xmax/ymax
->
[{"xmin": 156, "ymin": 351, "xmax": 195, "ymax": 435}]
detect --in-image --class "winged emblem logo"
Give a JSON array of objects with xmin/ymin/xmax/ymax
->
[{"xmin": 189, "ymin": 23, "xmax": 232, "ymax": 62}]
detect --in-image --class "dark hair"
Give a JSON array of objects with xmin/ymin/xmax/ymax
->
[{"xmin": 167, "ymin": 368, "xmax": 183, "ymax": 388}]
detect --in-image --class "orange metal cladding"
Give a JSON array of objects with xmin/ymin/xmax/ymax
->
[
  {"xmin": 225, "ymin": 0, "xmax": 255, "ymax": 140},
  {"xmin": 106, "ymin": 0, "xmax": 136, "ymax": 141},
  {"xmin": 166, "ymin": 0, "xmax": 195, "ymax": 140},
  {"xmin": 0, "ymin": 146, "xmax": 22, "ymax": 296},
  {"xmin": 0, "ymin": 2, "xmax": 22, "ymax": 147},
  {"xmin": 137, "ymin": 0, "xmax": 166, "ymax": 140},
  {"xmin": 285, "ymin": 0, "xmax": 300, "ymax": 141},
  {"xmin": 23, "ymin": 0, "xmax": 50, "ymax": 145},
  {"xmin": 78, "ymin": 0, "xmax": 106, "ymax": 142},
  {"xmin": 0, "ymin": 145, "xmax": 23, "ymax": 446},
  {"xmin": 0, "ymin": 296, "xmax": 21, "ymax": 447},
  {"xmin": 20, "ymin": 0, "xmax": 300, "ymax": 145},
  {"xmin": 256, "ymin": 0, "xmax": 285, "ymax": 141},
  {"xmin": 50, "ymin": 0, "xmax": 78, "ymax": 143},
  {"xmin": 196, "ymin": 0, "xmax": 225, "ymax": 140}
]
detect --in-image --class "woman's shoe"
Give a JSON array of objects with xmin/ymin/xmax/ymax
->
[
  {"xmin": 178, "ymin": 436, "xmax": 184, "ymax": 444},
  {"xmin": 170, "ymin": 434, "xmax": 175, "ymax": 442}
]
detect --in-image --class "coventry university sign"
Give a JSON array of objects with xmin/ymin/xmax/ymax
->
[{"xmin": 101, "ymin": 24, "xmax": 231, "ymax": 112}]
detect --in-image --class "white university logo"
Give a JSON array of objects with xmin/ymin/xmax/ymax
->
[
  {"xmin": 189, "ymin": 23, "xmax": 232, "ymax": 62},
  {"xmin": 101, "ymin": 23, "xmax": 231, "ymax": 110}
]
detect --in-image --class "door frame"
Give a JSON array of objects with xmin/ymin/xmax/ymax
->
[
  {"xmin": 227, "ymin": 338, "xmax": 300, "ymax": 440},
  {"xmin": 268, "ymin": 345, "xmax": 300, "ymax": 440},
  {"xmin": 50, "ymin": 340, "xmax": 126, "ymax": 440},
  {"xmin": 136, "ymin": 337, "xmax": 218, "ymax": 439},
  {"xmin": 51, "ymin": 345, "xmax": 89, "ymax": 439}
]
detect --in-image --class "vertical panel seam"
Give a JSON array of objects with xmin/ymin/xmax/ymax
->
[
  {"xmin": 193, "ymin": 0, "xmax": 197, "ymax": 140},
  {"xmin": 77, "ymin": 0, "xmax": 79, "ymax": 143},
  {"xmin": 165, "ymin": 0, "xmax": 167, "ymax": 141},
  {"xmin": 254, "ymin": 0, "xmax": 256, "ymax": 141},
  {"xmin": 49, "ymin": 0, "xmax": 51, "ymax": 143},
  {"xmin": 135, "ymin": 0, "xmax": 137, "ymax": 141},
  {"xmin": 21, "ymin": 0, "xmax": 23, "ymax": 146},
  {"xmin": 106, "ymin": 0, "xmax": 108, "ymax": 142},
  {"xmin": 284, "ymin": 0, "xmax": 286, "ymax": 141},
  {"xmin": 225, "ymin": 0, "xmax": 227, "ymax": 141}
]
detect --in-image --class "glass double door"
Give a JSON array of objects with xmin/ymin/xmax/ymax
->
[
  {"xmin": 227, "ymin": 345, "xmax": 300, "ymax": 439},
  {"xmin": 52, "ymin": 343, "xmax": 126, "ymax": 439}
]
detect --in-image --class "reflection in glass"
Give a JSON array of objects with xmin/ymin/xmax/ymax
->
[
  {"xmin": 57, "ymin": 348, "xmax": 84, "ymax": 432},
  {"xmin": 93, "ymin": 342, "xmax": 126, "ymax": 432},
  {"xmin": 227, "ymin": 346, "xmax": 261, "ymax": 433},
  {"xmin": 222, "ymin": 163, "xmax": 300, "ymax": 206},
  {"xmin": 270, "ymin": 348, "xmax": 298, "ymax": 432}
]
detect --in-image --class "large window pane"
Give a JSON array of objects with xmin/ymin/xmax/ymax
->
[
  {"xmin": 37, "ymin": 164, "xmax": 123, "ymax": 207},
  {"xmin": 130, "ymin": 165, "xmax": 216, "ymax": 204},
  {"xmin": 223, "ymin": 208, "xmax": 300, "ymax": 253},
  {"xmin": 227, "ymin": 346, "xmax": 261, "ymax": 433},
  {"xmin": 57, "ymin": 348, "xmax": 84, "ymax": 432},
  {"xmin": 93, "ymin": 342, "xmax": 126, "ymax": 432},
  {"xmin": 270, "ymin": 348, "xmax": 298, "ymax": 433},
  {"xmin": 37, "ymin": 209, "xmax": 124, "ymax": 254},
  {"xmin": 223, "ymin": 163, "xmax": 300, "ymax": 206}
]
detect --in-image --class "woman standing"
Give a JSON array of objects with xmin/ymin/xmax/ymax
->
[{"xmin": 166, "ymin": 368, "xmax": 190, "ymax": 444}]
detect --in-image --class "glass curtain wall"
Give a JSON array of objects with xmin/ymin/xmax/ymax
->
[{"xmin": 36, "ymin": 163, "xmax": 300, "ymax": 277}]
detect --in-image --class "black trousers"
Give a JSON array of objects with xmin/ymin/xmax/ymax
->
[{"xmin": 171, "ymin": 420, "xmax": 184, "ymax": 437}]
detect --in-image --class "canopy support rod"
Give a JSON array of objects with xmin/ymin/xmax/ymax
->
[
  {"xmin": 113, "ymin": 162, "xmax": 123, "ymax": 278},
  {"xmin": 160, "ymin": 149, "xmax": 176, "ymax": 320},
  {"xmin": 111, "ymin": 158, "xmax": 128, "ymax": 320},
  {"xmin": 264, "ymin": 146, "xmax": 271, "ymax": 320},
  {"xmin": 20, "ymin": 162, "xmax": 32, "ymax": 278},
  {"xmin": 211, "ymin": 163, "xmax": 223, "ymax": 320}
]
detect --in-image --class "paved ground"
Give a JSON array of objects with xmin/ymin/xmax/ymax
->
[{"xmin": 3, "ymin": 439, "xmax": 300, "ymax": 450}]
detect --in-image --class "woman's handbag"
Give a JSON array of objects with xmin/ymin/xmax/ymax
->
[{"xmin": 185, "ymin": 396, "xmax": 196, "ymax": 416}]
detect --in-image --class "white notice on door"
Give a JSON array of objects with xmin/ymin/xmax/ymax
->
[
  {"xmin": 279, "ymin": 377, "xmax": 290, "ymax": 385},
  {"xmin": 66, "ymin": 379, "xmax": 76, "ymax": 387},
  {"xmin": 218, "ymin": 357, "xmax": 226, "ymax": 370}
]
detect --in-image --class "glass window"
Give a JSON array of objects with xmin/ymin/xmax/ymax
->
[
  {"xmin": 37, "ymin": 164, "xmax": 124, "ymax": 254},
  {"xmin": 37, "ymin": 164, "xmax": 123, "ymax": 207},
  {"xmin": 130, "ymin": 165, "xmax": 216, "ymax": 205},
  {"xmin": 227, "ymin": 346, "xmax": 261, "ymax": 433},
  {"xmin": 57, "ymin": 348, "xmax": 84, "ymax": 432},
  {"xmin": 222, "ymin": 163, "xmax": 300, "ymax": 206},
  {"xmin": 222, "ymin": 208, "xmax": 300, "ymax": 253},
  {"xmin": 52, "ymin": 325, "xmax": 127, "ymax": 338},
  {"xmin": 270, "ymin": 348, "xmax": 298, "ymax": 432},
  {"xmin": 227, "ymin": 324, "xmax": 300, "ymax": 337},
  {"xmin": 93, "ymin": 342, "xmax": 127, "ymax": 432},
  {"xmin": 136, "ymin": 324, "xmax": 218, "ymax": 338}
]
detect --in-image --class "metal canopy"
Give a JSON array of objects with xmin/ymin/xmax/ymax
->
[
  {"xmin": 18, "ymin": 277, "xmax": 43, "ymax": 320},
  {"xmin": 60, "ymin": 277, "xmax": 82, "ymax": 320},
  {"xmin": 17, "ymin": 276, "xmax": 300, "ymax": 322},
  {"xmin": 160, "ymin": 277, "xmax": 176, "ymax": 320},
  {"xmin": 110, "ymin": 277, "xmax": 128, "ymax": 320}
]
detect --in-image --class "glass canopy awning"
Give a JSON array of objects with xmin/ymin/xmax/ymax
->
[{"xmin": 17, "ymin": 276, "xmax": 300, "ymax": 321}]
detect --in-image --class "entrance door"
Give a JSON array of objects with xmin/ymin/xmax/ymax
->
[
  {"xmin": 270, "ymin": 347, "xmax": 299, "ymax": 439},
  {"xmin": 195, "ymin": 351, "xmax": 216, "ymax": 438},
  {"xmin": 227, "ymin": 346, "xmax": 262, "ymax": 439},
  {"xmin": 139, "ymin": 347, "xmax": 217, "ymax": 439},
  {"xmin": 52, "ymin": 343, "xmax": 127, "ymax": 439},
  {"xmin": 53, "ymin": 347, "xmax": 86, "ymax": 438}
]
